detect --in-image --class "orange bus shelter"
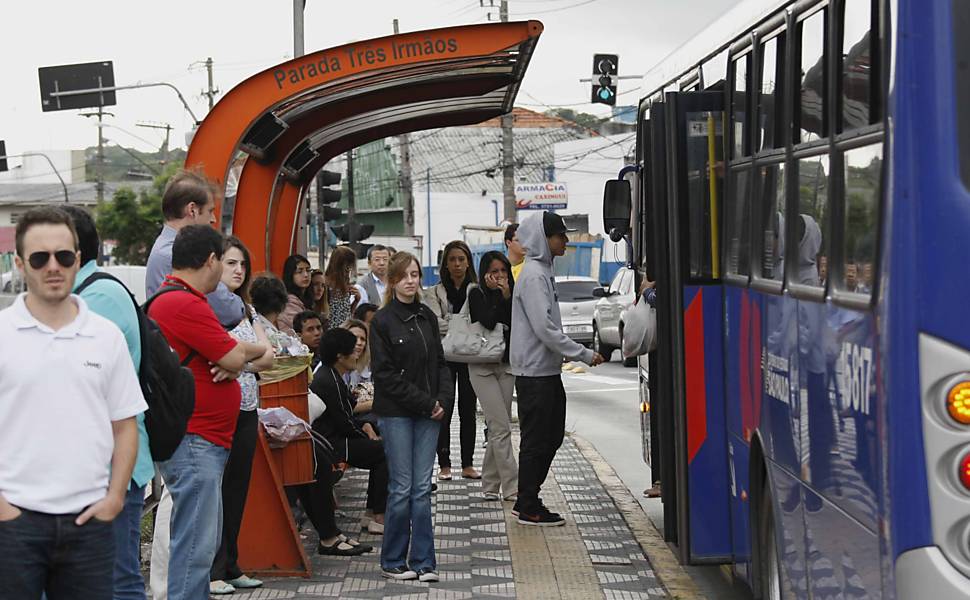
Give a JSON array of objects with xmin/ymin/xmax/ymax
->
[{"xmin": 185, "ymin": 21, "xmax": 543, "ymax": 274}]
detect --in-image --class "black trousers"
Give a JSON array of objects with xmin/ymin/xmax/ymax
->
[
  {"xmin": 515, "ymin": 375, "xmax": 567, "ymax": 513},
  {"xmin": 437, "ymin": 362, "xmax": 478, "ymax": 469},
  {"xmin": 211, "ymin": 409, "xmax": 258, "ymax": 581},
  {"xmin": 297, "ymin": 445, "xmax": 340, "ymax": 541},
  {"xmin": 342, "ymin": 437, "xmax": 389, "ymax": 514}
]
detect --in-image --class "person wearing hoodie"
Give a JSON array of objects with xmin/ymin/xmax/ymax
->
[{"xmin": 509, "ymin": 212, "xmax": 604, "ymax": 526}]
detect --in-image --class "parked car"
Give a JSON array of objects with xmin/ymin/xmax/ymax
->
[
  {"xmin": 592, "ymin": 266, "xmax": 637, "ymax": 364},
  {"xmin": 101, "ymin": 265, "xmax": 148, "ymax": 305},
  {"xmin": 555, "ymin": 275, "xmax": 600, "ymax": 346}
]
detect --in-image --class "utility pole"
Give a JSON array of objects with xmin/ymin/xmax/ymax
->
[
  {"xmin": 137, "ymin": 121, "xmax": 172, "ymax": 163},
  {"xmin": 81, "ymin": 107, "xmax": 112, "ymax": 203},
  {"xmin": 203, "ymin": 58, "xmax": 219, "ymax": 110},
  {"xmin": 394, "ymin": 18, "xmax": 415, "ymax": 235},
  {"xmin": 500, "ymin": 0, "xmax": 516, "ymax": 222},
  {"xmin": 293, "ymin": 0, "xmax": 305, "ymax": 58},
  {"xmin": 346, "ymin": 150, "xmax": 356, "ymax": 244}
]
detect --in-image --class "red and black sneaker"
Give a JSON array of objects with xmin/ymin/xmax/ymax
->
[{"xmin": 516, "ymin": 507, "xmax": 566, "ymax": 527}]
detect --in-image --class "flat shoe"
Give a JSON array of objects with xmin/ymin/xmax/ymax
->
[
  {"xmin": 338, "ymin": 534, "xmax": 373, "ymax": 553},
  {"xmin": 318, "ymin": 540, "xmax": 366, "ymax": 556},
  {"xmin": 461, "ymin": 469, "xmax": 482, "ymax": 480},
  {"xmin": 226, "ymin": 575, "xmax": 262, "ymax": 589},
  {"xmin": 366, "ymin": 520, "xmax": 385, "ymax": 535},
  {"xmin": 437, "ymin": 470, "xmax": 452, "ymax": 481},
  {"xmin": 209, "ymin": 581, "xmax": 235, "ymax": 595}
]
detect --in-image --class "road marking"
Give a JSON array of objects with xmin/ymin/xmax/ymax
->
[
  {"xmin": 566, "ymin": 387, "xmax": 639, "ymax": 394},
  {"xmin": 564, "ymin": 373, "xmax": 638, "ymax": 386}
]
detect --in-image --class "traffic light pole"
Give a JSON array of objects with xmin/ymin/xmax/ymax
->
[
  {"xmin": 346, "ymin": 150, "xmax": 356, "ymax": 244},
  {"xmin": 500, "ymin": 0, "xmax": 516, "ymax": 223}
]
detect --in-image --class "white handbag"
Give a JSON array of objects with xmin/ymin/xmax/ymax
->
[
  {"xmin": 441, "ymin": 284, "xmax": 506, "ymax": 363},
  {"xmin": 622, "ymin": 297, "xmax": 657, "ymax": 358}
]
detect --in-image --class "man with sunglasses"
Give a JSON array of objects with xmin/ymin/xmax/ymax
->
[{"xmin": 0, "ymin": 207, "xmax": 146, "ymax": 599}]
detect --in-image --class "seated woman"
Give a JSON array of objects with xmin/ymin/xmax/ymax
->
[
  {"xmin": 250, "ymin": 275, "xmax": 306, "ymax": 355},
  {"xmin": 310, "ymin": 328, "xmax": 388, "ymax": 535},
  {"xmin": 342, "ymin": 318, "xmax": 377, "ymax": 428}
]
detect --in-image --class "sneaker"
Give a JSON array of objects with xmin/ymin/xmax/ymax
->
[
  {"xmin": 382, "ymin": 566, "xmax": 418, "ymax": 580},
  {"xmin": 517, "ymin": 507, "xmax": 566, "ymax": 527},
  {"xmin": 483, "ymin": 491, "xmax": 501, "ymax": 501},
  {"xmin": 417, "ymin": 568, "xmax": 440, "ymax": 582}
]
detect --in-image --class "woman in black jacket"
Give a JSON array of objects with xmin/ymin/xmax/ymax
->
[
  {"xmin": 310, "ymin": 328, "xmax": 388, "ymax": 536},
  {"xmin": 369, "ymin": 252, "xmax": 453, "ymax": 583},
  {"xmin": 467, "ymin": 251, "xmax": 518, "ymax": 503}
]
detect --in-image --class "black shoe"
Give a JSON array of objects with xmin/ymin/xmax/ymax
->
[
  {"xmin": 517, "ymin": 507, "xmax": 566, "ymax": 527},
  {"xmin": 417, "ymin": 568, "xmax": 440, "ymax": 582},
  {"xmin": 381, "ymin": 566, "xmax": 418, "ymax": 580}
]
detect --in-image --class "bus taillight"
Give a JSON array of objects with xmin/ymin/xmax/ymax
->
[
  {"xmin": 947, "ymin": 381, "xmax": 970, "ymax": 425},
  {"xmin": 960, "ymin": 453, "xmax": 970, "ymax": 491}
]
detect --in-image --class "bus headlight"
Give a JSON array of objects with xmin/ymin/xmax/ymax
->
[{"xmin": 947, "ymin": 381, "xmax": 970, "ymax": 425}]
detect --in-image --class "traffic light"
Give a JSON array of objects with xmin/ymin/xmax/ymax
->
[
  {"xmin": 317, "ymin": 170, "xmax": 342, "ymax": 213},
  {"xmin": 591, "ymin": 54, "xmax": 618, "ymax": 106},
  {"xmin": 331, "ymin": 221, "xmax": 374, "ymax": 242}
]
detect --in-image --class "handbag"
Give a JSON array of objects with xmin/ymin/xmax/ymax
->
[
  {"xmin": 441, "ymin": 284, "xmax": 506, "ymax": 363},
  {"xmin": 622, "ymin": 297, "xmax": 657, "ymax": 358}
]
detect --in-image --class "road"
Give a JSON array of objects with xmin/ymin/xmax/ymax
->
[{"xmin": 559, "ymin": 358, "xmax": 752, "ymax": 600}]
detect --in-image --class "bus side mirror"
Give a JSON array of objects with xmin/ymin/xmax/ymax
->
[{"xmin": 603, "ymin": 179, "xmax": 632, "ymax": 242}]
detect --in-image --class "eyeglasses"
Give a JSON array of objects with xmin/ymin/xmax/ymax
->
[{"xmin": 27, "ymin": 250, "xmax": 77, "ymax": 270}]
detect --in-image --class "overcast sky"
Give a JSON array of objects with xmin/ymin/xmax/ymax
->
[{"xmin": 1, "ymin": 0, "xmax": 734, "ymax": 158}]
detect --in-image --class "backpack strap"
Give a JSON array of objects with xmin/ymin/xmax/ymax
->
[
  {"xmin": 75, "ymin": 271, "xmax": 125, "ymax": 296},
  {"xmin": 143, "ymin": 284, "xmax": 198, "ymax": 367}
]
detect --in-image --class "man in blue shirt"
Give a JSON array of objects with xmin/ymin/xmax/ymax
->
[
  {"xmin": 145, "ymin": 170, "xmax": 243, "ymax": 329},
  {"xmin": 62, "ymin": 205, "xmax": 153, "ymax": 600}
]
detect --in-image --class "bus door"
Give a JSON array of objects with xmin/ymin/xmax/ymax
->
[{"xmin": 650, "ymin": 90, "xmax": 732, "ymax": 564}]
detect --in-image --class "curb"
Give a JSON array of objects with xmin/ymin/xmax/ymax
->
[{"xmin": 570, "ymin": 433, "xmax": 707, "ymax": 600}]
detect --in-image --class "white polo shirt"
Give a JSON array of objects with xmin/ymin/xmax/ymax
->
[{"xmin": 0, "ymin": 293, "xmax": 147, "ymax": 514}]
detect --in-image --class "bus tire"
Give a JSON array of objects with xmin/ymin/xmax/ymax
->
[{"xmin": 758, "ymin": 482, "xmax": 783, "ymax": 600}]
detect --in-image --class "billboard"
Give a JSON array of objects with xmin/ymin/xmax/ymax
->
[
  {"xmin": 515, "ymin": 182, "xmax": 568, "ymax": 210},
  {"xmin": 38, "ymin": 61, "xmax": 116, "ymax": 112}
]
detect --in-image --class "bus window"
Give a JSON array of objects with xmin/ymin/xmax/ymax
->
[
  {"xmin": 686, "ymin": 110, "xmax": 723, "ymax": 280},
  {"xmin": 724, "ymin": 169, "xmax": 751, "ymax": 276},
  {"xmin": 758, "ymin": 162, "xmax": 786, "ymax": 282},
  {"xmin": 841, "ymin": 144, "xmax": 882, "ymax": 295},
  {"xmin": 795, "ymin": 154, "xmax": 829, "ymax": 288},
  {"xmin": 797, "ymin": 9, "xmax": 827, "ymax": 144},
  {"xmin": 758, "ymin": 36, "xmax": 783, "ymax": 151},
  {"xmin": 731, "ymin": 54, "xmax": 750, "ymax": 158},
  {"xmin": 841, "ymin": 0, "xmax": 875, "ymax": 130}
]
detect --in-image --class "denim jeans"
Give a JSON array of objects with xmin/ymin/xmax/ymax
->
[
  {"xmin": 515, "ymin": 375, "xmax": 567, "ymax": 513},
  {"xmin": 379, "ymin": 416, "xmax": 440, "ymax": 572},
  {"xmin": 0, "ymin": 507, "xmax": 114, "ymax": 599},
  {"xmin": 112, "ymin": 484, "xmax": 147, "ymax": 599},
  {"xmin": 157, "ymin": 434, "xmax": 229, "ymax": 600}
]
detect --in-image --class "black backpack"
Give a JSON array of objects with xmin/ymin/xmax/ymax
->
[{"xmin": 76, "ymin": 273, "xmax": 196, "ymax": 461}]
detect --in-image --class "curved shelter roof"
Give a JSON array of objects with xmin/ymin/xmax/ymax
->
[{"xmin": 185, "ymin": 21, "xmax": 543, "ymax": 272}]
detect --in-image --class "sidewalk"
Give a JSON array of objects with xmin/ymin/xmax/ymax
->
[{"xmin": 221, "ymin": 418, "xmax": 672, "ymax": 600}]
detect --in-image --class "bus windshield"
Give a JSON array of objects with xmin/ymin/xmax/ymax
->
[{"xmin": 956, "ymin": 0, "xmax": 970, "ymax": 187}]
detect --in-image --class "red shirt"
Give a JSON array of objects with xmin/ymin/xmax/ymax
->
[{"xmin": 148, "ymin": 276, "xmax": 241, "ymax": 448}]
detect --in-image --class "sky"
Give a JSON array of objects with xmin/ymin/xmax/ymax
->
[{"xmin": 0, "ymin": 0, "xmax": 735, "ymax": 159}]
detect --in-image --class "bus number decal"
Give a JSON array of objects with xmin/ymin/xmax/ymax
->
[
  {"xmin": 762, "ymin": 349, "xmax": 791, "ymax": 405},
  {"xmin": 838, "ymin": 342, "xmax": 873, "ymax": 416}
]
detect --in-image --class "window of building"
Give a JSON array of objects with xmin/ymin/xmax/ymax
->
[
  {"xmin": 841, "ymin": 0, "xmax": 876, "ymax": 131},
  {"xmin": 797, "ymin": 9, "xmax": 827, "ymax": 144}
]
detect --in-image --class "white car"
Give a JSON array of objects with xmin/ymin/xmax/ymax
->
[
  {"xmin": 592, "ymin": 266, "xmax": 637, "ymax": 364},
  {"xmin": 555, "ymin": 276, "xmax": 600, "ymax": 346}
]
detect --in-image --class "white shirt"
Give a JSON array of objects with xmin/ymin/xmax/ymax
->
[
  {"xmin": 355, "ymin": 272, "xmax": 387, "ymax": 306},
  {"xmin": 0, "ymin": 294, "xmax": 147, "ymax": 514}
]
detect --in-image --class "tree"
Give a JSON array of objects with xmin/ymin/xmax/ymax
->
[
  {"xmin": 96, "ymin": 163, "xmax": 179, "ymax": 265},
  {"xmin": 544, "ymin": 108, "xmax": 603, "ymax": 130}
]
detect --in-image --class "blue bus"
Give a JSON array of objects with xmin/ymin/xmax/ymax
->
[{"xmin": 602, "ymin": 0, "xmax": 970, "ymax": 597}]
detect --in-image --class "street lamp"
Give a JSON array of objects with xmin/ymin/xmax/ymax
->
[{"xmin": 0, "ymin": 152, "xmax": 69, "ymax": 203}]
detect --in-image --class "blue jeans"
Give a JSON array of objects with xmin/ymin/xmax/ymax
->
[
  {"xmin": 379, "ymin": 416, "xmax": 440, "ymax": 572},
  {"xmin": 158, "ymin": 434, "xmax": 229, "ymax": 600},
  {"xmin": 0, "ymin": 507, "xmax": 114, "ymax": 599},
  {"xmin": 112, "ymin": 484, "xmax": 147, "ymax": 599}
]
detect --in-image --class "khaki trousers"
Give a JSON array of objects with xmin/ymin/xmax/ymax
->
[{"xmin": 468, "ymin": 363, "xmax": 518, "ymax": 497}]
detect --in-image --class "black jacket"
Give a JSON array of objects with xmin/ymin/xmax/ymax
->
[
  {"xmin": 370, "ymin": 296, "xmax": 454, "ymax": 418},
  {"xmin": 309, "ymin": 364, "xmax": 366, "ymax": 455},
  {"xmin": 468, "ymin": 286, "xmax": 512, "ymax": 363}
]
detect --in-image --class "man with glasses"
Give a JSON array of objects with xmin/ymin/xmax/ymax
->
[
  {"xmin": 355, "ymin": 244, "xmax": 391, "ymax": 305},
  {"xmin": 0, "ymin": 207, "xmax": 146, "ymax": 599}
]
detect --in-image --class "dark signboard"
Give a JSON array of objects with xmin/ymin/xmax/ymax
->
[
  {"xmin": 0, "ymin": 140, "xmax": 7, "ymax": 173},
  {"xmin": 38, "ymin": 61, "xmax": 116, "ymax": 112}
]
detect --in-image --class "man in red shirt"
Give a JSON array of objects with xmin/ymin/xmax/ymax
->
[{"xmin": 147, "ymin": 225, "xmax": 269, "ymax": 600}]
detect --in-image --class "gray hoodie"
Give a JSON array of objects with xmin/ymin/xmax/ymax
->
[{"xmin": 509, "ymin": 212, "xmax": 595, "ymax": 376}]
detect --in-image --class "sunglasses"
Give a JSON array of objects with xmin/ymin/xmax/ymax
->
[{"xmin": 27, "ymin": 250, "xmax": 77, "ymax": 270}]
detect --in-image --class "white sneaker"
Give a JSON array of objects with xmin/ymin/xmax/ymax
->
[
  {"xmin": 209, "ymin": 580, "xmax": 236, "ymax": 595},
  {"xmin": 482, "ymin": 491, "xmax": 501, "ymax": 501},
  {"xmin": 417, "ymin": 569, "xmax": 440, "ymax": 582}
]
